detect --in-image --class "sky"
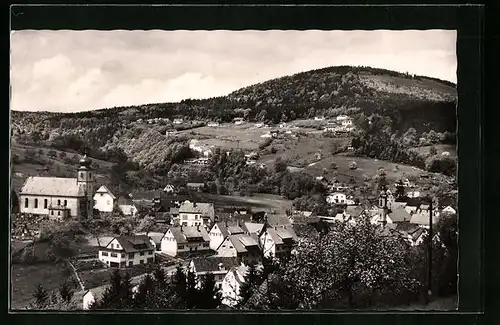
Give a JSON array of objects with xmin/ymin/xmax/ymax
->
[{"xmin": 10, "ymin": 30, "xmax": 457, "ymax": 113}]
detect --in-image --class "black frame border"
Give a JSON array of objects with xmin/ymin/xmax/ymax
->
[{"xmin": 6, "ymin": 3, "xmax": 486, "ymax": 324}]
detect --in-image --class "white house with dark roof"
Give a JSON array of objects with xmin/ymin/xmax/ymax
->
[
  {"xmin": 160, "ymin": 225, "xmax": 211, "ymax": 257},
  {"xmin": 259, "ymin": 222, "xmax": 298, "ymax": 259},
  {"xmin": 216, "ymin": 233, "xmax": 261, "ymax": 265},
  {"xmin": 19, "ymin": 155, "xmax": 95, "ymax": 219},
  {"xmin": 177, "ymin": 200, "xmax": 215, "ymax": 227},
  {"xmin": 98, "ymin": 235, "xmax": 156, "ymax": 268},
  {"xmin": 326, "ymin": 192, "xmax": 348, "ymax": 205},
  {"xmin": 441, "ymin": 206, "xmax": 457, "ymax": 215},
  {"xmin": 208, "ymin": 221, "xmax": 245, "ymax": 250},
  {"xmin": 189, "ymin": 256, "xmax": 240, "ymax": 290},
  {"xmin": 93, "ymin": 185, "xmax": 116, "ymax": 213},
  {"xmin": 82, "ymin": 285, "xmax": 110, "ymax": 310},
  {"xmin": 117, "ymin": 196, "xmax": 138, "ymax": 217}
]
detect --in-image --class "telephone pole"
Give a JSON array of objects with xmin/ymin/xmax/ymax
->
[{"xmin": 427, "ymin": 196, "xmax": 434, "ymax": 303}]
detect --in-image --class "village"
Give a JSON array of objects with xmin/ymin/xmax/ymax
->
[{"xmin": 10, "ymin": 114, "xmax": 457, "ymax": 309}]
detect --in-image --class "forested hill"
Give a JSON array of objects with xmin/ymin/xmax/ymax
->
[{"xmin": 12, "ymin": 65, "xmax": 456, "ymax": 131}]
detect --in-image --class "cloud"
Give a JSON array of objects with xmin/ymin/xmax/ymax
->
[{"xmin": 10, "ymin": 30, "xmax": 457, "ymax": 112}]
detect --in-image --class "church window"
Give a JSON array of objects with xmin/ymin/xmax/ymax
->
[
  {"xmin": 58, "ymin": 211, "xmax": 60, "ymax": 216},
  {"xmin": 44, "ymin": 199, "xmax": 48, "ymax": 209},
  {"xmin": 24, "ymin": 198, "xmax": 28, "ymax": 208},
  {"xmin": 57, "ymin": 199, "xmax": 61, "ymax": 206},
  {"xmin": 34, "ymin": 199, "xmax": 38, "ymax": 208},
  {"xmin": 80, "ymin": 172, "xmax": 84, "ymax": 179},
  {"xmin": 64, "ymin": 200, "xmax": 67, "ymax": 206}
]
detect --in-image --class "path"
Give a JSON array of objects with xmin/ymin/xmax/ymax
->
[{"xmin": 67, "ymin": 260, "xmax": 85, "ymax": 291}]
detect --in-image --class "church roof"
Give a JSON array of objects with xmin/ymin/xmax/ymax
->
[
  {"xmin": 94, "ymin": 185, "xmax": 116, "ymax": 199},
  {"xmin": 20, "ymin": 176, "xmax": 85, "ymax": 197}
]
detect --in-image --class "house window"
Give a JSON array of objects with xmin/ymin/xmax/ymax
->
[
  {"xmin": 182, "ymin": 222, "xmax": 187, "ymax": 226},
  {"xmin": 51, "ymin": 211, "xmax": 54, "ymax": 215},
  {"xmin": 128, "ymin": 253, "xmax": 134, "ymax": 259},
  {"xmin": 148, "ymin": 251, "xmax": 153, "ymax": 255},
  {"xmin": 101, "ymin": 251, "xmax": 108, "ymax": 256},
  {"xmin": 64, "ymin": 200, "xmax": 67, "ymax": 206},
  {"xmin": 80, "ymin": 172, "xmax": 84, "ymax": 179},
  {"xmin": 34, "ymin": 199, "xmax": 38, "ymax": 208},
  {"xmin": 147, "ymin": 257, "xmax": 154, "ymax": 263},
  {"xmin": 44, "ymin": 199, "xmax": 48, "ymax": 209},
  {"xmin": 111, "ymin": 253, "xmax": 117, "ymax": 257},
  {"xmin": 140, "ymin": 260, "xmax": 144, "ymax": 265},
  {"xmin": 57, "ymin": 199, "xmax": 61, "ymax": 206},
  {"xmin": 24, "ymin": 198, "xmax": 28, "ymax": 208},
  {"xmin": 178, "ymin": 245, "xmax": 184, "ymax": 249},
  {"xmin": 203, "ymin": 243, "xmax": 209, "ymax": 247},
  {"xmin": 120, "ymin": 261, "xmax": 126, "ymax": 267},
  {"xmin": 89, "ymin": 172, "xmax": 92, "ymax": 179},
  {"xmin": 129, "ymin": 261, "xmax": 133, "ymax": 266},
  {"xmin": 57, "ymin": 211, "xmax": 60, "ymax": 216},
  {"xmin": 111, "ymin": 244, "xmax": 114, "ymax": 249},
  {"xmin": 140, "ymin": 251, "xmax": 145, "ymax": 256},
  {"xmin": 100, "ymin": 193, "xmax": 104, "ymax": 197}
]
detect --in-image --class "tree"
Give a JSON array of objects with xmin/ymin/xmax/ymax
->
[
  {"xmin": 33, "ymin": 284, "xmax": 49, "ymax": 307},
  {"xmin": 197, "ymin": 272, "xmax": 222, "ymax": 309},
  {"xmin": 59, "ymin": 151, "xmax": 67, "ymax": 159},
  {"xmin": 172, "ymin": 264, "xmax": 187, "ymax": 305},
  {"xmin": 91, "ymin": 270, "xmax": 134, "ymax": 309},
  {"xmin": 429, "ymin": 146, "xmax": 438, "ymax": 156},
  {"xmin": 58, "ymin": 281, "xmax": 74, "ymax": 303},
  {"xmin": 135, "ymin": 216, "xmax": 156, "ymax": 236},
  {"xmin": 237, "ymin": 263, "xmax": 262, "ymax": 308},
  {"xmin": 185, "ymin": 270, "xmax": 198, "ymax": 309}
]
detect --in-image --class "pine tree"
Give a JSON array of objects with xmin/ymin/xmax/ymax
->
[
  {"xmin": 119, "ymin": 272, "xmax": 134, "ymax": 309},
  {"xmin": 91, "ymin": 269, "xmax": 125, "ymax": 309},
  {"xmin": 185, "ymin": 270, "xmax": 198, "ymax": 309},
  {"xmin": 33, "ymin": 284, "xmax": 48, "ymax": 308},
  {"xmin": 172, "ymin": 264, "xmax": 187, "ymax": 304},
  {"xmin": 58, "ymin": 281, "xmax": 73, "ymax": 303},
  {"xmin": 153, "ymin": 264, "xmax": 167, "ymax": 290},
  {"xmin": 197, "ymin": 272, "xmax": 221, "ymax": 309},
  {"xmin": 134, "ymin": 273, "xmax": 155, "ymax": 308}
]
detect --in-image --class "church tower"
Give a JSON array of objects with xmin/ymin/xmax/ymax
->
[{"xmin": 77, "ymin": 154, "xmax": 94, "ymax": 218}]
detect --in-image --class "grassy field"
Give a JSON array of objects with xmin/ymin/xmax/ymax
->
[
  {"xmin": 198, "ymin": 193, "xmax": 293, "ymax": 214},
  {"xmin": 11, "ymin": 262, "xmax": 77, "ymax": 309}
]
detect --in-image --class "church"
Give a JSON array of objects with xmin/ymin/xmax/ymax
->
[{"xmin": 19, "ymin": 155, "xmax": 95, "ymax": 219}]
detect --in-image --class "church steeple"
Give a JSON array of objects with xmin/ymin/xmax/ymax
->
[{"xmin": 77, "ymin": 150, "xmax": 94, "ymax": 219}]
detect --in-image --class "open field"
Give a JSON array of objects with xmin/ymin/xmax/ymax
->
[
  {"xmin": 11, "ymin": 262, "xmax": 77, "ymax": 309},
  {"xmin": 303, "ymin": 153, "xmax": 453, "ymax": 188},
  {"xmin": 179, "ymin": 122, "xmax": 320, "ymax": 151}
]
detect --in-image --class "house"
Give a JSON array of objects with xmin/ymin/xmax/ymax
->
[
  {"xmin": 410, "ymin": 210, "xmax": 439, "ymax": 229},
  {"xmin": 387, "ymin": 206, "xmax": 412, "ymax": 223},
  {"xmin": 314, "ymin": 116, "xmax": 325, "ymax": 121},
  {"xmin": 117, "ymin": 196, "xmax": 138, "ymax": 217},
  {"xmin": 208, "ymin": 121, "xmax": 220, "ymax": 127},
  {"xmin": 216, "ymin": 232, "xmax": 261, "ymax": 265},
  {"xmin": 187, "ymin": 182, "xmax": 206, "ymax": 192},
  {"xmin": 441, "ymin": 206, "xmax": 457, "ymax": 215},
  {"xmin": 323, "ymin": 127, "xmax": 337, "ymax": 133},
  {"xmin": 258, "ymin": 222, "xmax": 298, "ymax": 259},
  {"xmin": 19, "ymin": 155, "xmax": 95, "ymax": 219},
  {"xmin": 326, "ymin": 192, "xmax": 347, "ymax": 205},
  {"xmin": 93, "ymin": 185, "xmax": 116, "ymax": 213},
  {"xmin": 234, "ymin": 117, "xmax": 245, "ymax": 125},
  {"xmin": 160, "ymin": 225, "xmax": 211, "ymax": 257},
  {"xmin": 242, "ymin": 222, "xmax": 265, "ymax": 235},
  {"xmin": 208, "ymin": 221, "xmax": 245, "ymax": 250},
  {"xmin": 82, "ymin": 285, "xmax": 110, "ymax": 310},
  {"xmin": 407, "ymin": 191, "xmax": 421, "ymax": 198},
  {"xmin": 189, "ymin": 256, "xmax": 240, "ymax": 290},
  {"xmin": 165, "ymin": 130, "xmax": 178, "ymax": 137},
  {"xmin": 177, "ymin": 200, "xmax": 215, "ymax": 227},
  {"xmin": 221, "ymin": 265, "xmax": 251, "ymax": 307},
  {"xmin": 173, "ymin": 118, "xmax": 183, "ymax": 125},
  {"xmin": 163, "ymin": 184, "xmax": 175, "ymax": 194},
  {"xmin": 98, "ymin": 235, "xmax": 156, "ymax": 268}
]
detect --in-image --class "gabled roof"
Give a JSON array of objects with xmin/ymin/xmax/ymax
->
[
  {"xmin": 388, "ymin": 207, "xmax": 411, "ymax": 222},
  {"xmin": 191, "ymin": 256, "xmax": 239, "ymax": 273},
  {"xmin": 20, "ymin": 176, "xmax": 85, "ymax": 197},
  {"xmin": 227, "ymin": 235, "xmax": 247, "ymax": 253},
  {"xmin": 227, "ymin": 225, "xmax": 245, "ymax": 235},
  {"xmin": 243, "ymin": 222, "xmax": 264, "ymax": 234},
  {"xmin": 94, "ymin": 185, "xmax": 116, "ymax": 199},
  {"xmin": 168, "ymin": 227, "xmax": 188, "ymax": 244},
  {"xmin": 410, "ymin": 211, "xmax": 439, "ymax": 226},
  {"xmin": 84, "ymin": 284, "xmax": 110, "ymax": 302},
  {"xmin": 182, "ymin": 226, "xmax": 210, "ymax": 242},
  {"xmin": 179, "ymin": 201, "xmax": 214, "ymax": 215},
  {"xmin": 227, "ymin": 233, "xmax": 260, "ymax": 253},
  {"xmin": 107, "ymin": 235, "xmax": 155, "ymax": 253},
  {"xmin": 263, "ymin": 227, "xmax": 284, "ymax": 245}
]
